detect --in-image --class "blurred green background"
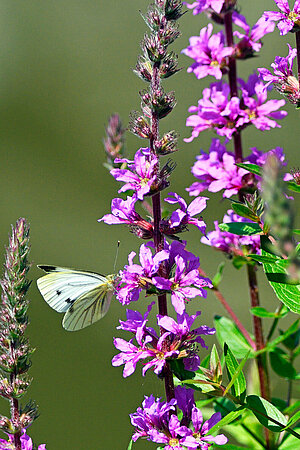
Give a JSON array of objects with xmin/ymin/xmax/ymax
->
[{"xmin": 0, "ymin": 0, "xmax": 300, "ymax": 448}]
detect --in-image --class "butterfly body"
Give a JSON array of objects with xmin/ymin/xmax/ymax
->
[{"xmin": 37, "ymin": 265, "xmax": 117, "ymax": 331}]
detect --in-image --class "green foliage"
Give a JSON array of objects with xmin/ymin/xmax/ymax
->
[
  {"xmin": 246, "ymin": 395, "xmax": 288, "ymax": 432},
  {"xmin": 208, "ymin": 408, "xmax": 246, "ymax": 435},
  {"xmin": 127, "ymin": 439, "xmax": 133, "ymax": 450},
  {"xmin": 214, "ymin": 316, "xmax": 254, "ymax": 359},
  {"xmin": 212, "ymin": 262, "xmax": 225, "ymax": 289},
  {"xmin": 279, "ymin": 428, "xmax": 300, "ymax": 449},
  {"xmin": 250, "ymin": 306, "xmax": 288, "ymax": 318},
  {"xmin": 223, "ymin": 345, "xmax": 248, "ymax": 399},
  {"xmin": 231, "ymin": 203, "xmax": 260, "ymax": 222},
  {"xmin": 218, "ymin": 222, "xmax": 262, "ymax": 236},
  {"xmin": 269, "ymin": 348, "xmax": 297, "ymax": 379}
]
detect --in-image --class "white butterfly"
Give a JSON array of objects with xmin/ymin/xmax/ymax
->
[{"xmin": 37, "ymin": 265, "xmax": 117, "ymax": 331}]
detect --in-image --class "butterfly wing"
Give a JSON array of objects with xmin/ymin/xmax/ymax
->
[
  {"xmin": 37, "ymin": 265, "xmax": 109, "ymax": 313},
  {"xmin": 62, "ymin": 284, "xmax": 114, "ymax": 331}
]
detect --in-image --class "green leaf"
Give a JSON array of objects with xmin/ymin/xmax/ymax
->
[
  {"xmin": 246, "ymin": 395, "xmax": 288, "ymax": 432},
  {"xmin": 269, "ymin": 348, "xmax": 297, "ymax": 379},
  {"xmin": 293, "ymin": 229, "xmax": 300, "ymax": 235},
  {"xmin": 284, "ymin": 401, "xmax": 300, "ymax": 415},
  {"xmin": 232, "ymin": 255, "xmax": 248, "ymax": 270},
  {"xmin": 214, "ymin": 316, "xmax": 253, "ymax": 359},
  {"xmin": 231, "ymin": 203, "xmax": 260, "ymax": 222},
  {"xmin": 250, "ymin": 307, "xmax": 279, "ymax": 318},
  {"xmin": 219, "ymin": 222, "xmax": 263, "ymax": 236},
  {"xmin": 285, "ymin": 410, "xmax": 300, "ymax": 428},
  {"xmin": 212, "ymin": 262, "xmax": 225, "ymax": 289},
  {"xmin": 208, "ymin": 408, "xmax": 246, "ymax": 435},
  {"xmin": 262, "ymin": 251, "xmax": 300, "ymax": 314},
  {"xmin": 286, "ymin": 181, "xmax": 300, "ymax": 193},
  {"xmin": 214, "ymin": 445, "xmax": 248, "ymax": 449},
  {"xmin": 127, "ymin": 439, "xmax": 133, "ymax": 450},
  {"xmin": 236, "ymin": 162, "xmax": 262, "ymax": 177},
  {"xmin": 267, "ymin": 319, "xmax": 300, "ymax": 351},
  {"xmin": 224, "ymin": 345, "xmax": 248, "ymax": 398},
  {"xmin": 248, "ymin": 254, "xmax": 280, "ymax": 264},
  {"xmin": 279, "ymin": 427, "xmax": 300, "ymax": 448}
]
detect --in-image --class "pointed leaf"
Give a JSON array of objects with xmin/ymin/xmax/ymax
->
[
  {"xmin": 250, "ymin": 307, "xmax": 279, "ymax": 318},
  {"xmin": 236, "ymin": 162, "xmax": 262, "ymax": 177},
  {"xmin": 262, "ymin": 250, "xmax": 300, "ymax": 314},
  {"xmin": 219, "ymin": 222, "xmax": 262, "ymax": 236},
  {"xmin": 212, "ymin": 262, "xmax": 225, "ymax": 289},
  {"xmin": 246, "ymin": 395, "xmax": 288, "ymax": 432},
  {"xmin": 270, "ymin": 348, "xmax": 297, "ymax": 379},
  {"xmin": 208, "ymin": 408, "xmax": 246, "ymax": 435},
  {"xmin": 224, "ymin": 345, "xmax": 248, "ymax": 398},
  {"xmin": 248, "ymin": 254, "xmax": 280, "ymax": 264},
  {"xmin": 266, "ymin": 319, "xmax": 300, "ymax": 351},
  {"xmin": 285, "ymin": 410, "xmax": 300, "ymax": 428},
  {"xmin": 214, "ymin": 316, "xmax": 253, "ymax": 359},
  {"xmin": 127, "ymin": 440, "xmax": 133, "ymax": 450},
  {"xmin": 231, "ymin": 203, "xmax": 260, "ymax": 222},
  {"xmin": 278, "ymin": 427, "xmax": 300, "ymax": 448},
  {"xmin": 286, "ymin": 181, "xmax": 300, "ymax": 193}
]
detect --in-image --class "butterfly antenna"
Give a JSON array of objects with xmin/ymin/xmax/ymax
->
[{"xmin": 113, "ymin": 241, "xmax": 120, "ymax": 273}]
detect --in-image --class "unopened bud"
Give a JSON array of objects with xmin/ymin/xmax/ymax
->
[{"xmin": 128, "ymin": 112, "xmax": 151, "ymax": 139}]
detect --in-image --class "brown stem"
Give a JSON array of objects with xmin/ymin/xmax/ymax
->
[
  {"xmin": 150, "ymin": 63, "xmax": 175, "ymax": 403},
  {"xmin": 224, "ymin": 10, "xmax": 270, "ymax": 447},
  {"xmin": 198, "ymin": 267, "xmax": 256, "ymax": 350}
]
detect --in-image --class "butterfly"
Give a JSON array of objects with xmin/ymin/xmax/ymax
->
[{"xmin": 37, "ymin": 265, "xmax": 117, "ymax": 331}]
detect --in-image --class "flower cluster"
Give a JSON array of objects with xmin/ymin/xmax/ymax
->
[
  {"xmin": 187, "ymin": 138, "xmax": 288, "ymax": 198},
  {"xmin": 130, "ymin": 390, "xmax": 227, "ymax": 448},
  {"xmin": 112, "ymin": 304, "xmax": 215, "ymax": 376},
  {"xmin": 116, "ymin": 242, "xmax": 212, "ymax": 314},
  {"xmin": 185, "ymin": 73, "xmax": 287, "ymax": 142},
  {"xmin": 201, "ymin": 209, "xmax": 261, "ymax": 256}
]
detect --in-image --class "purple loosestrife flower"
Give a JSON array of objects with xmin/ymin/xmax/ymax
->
[
  {"xmin": 185, "ymin": 81, "xmax": 242, "ymax": 142},
  {"xmin": 263, "ymin": 0, "xmax": 300, "ymax": 35},
  {"xmin": 116, "ymin": 243, "xmax": 168, "ymax": 305},
  {"xmin": 233, "ymin": 12, "xmax": 275, "ymax": 58},
  {"xmin": 110, "ymin": 147, "xmax": 158, "ymax": 200},
  {"xmin": 99, "ymin": 196, "xmax": 154, "ymax": 239},
  {"xmin": 238, "ymin": 73, "xmax": 287, "ymax": 131},
  {"xmin": 130, "ymin": 395, "xmax": 227, "ymax": 449},
  {"xmin": 163, "ymin": 192, "xmax": 208, "ymax": 234},
  {"xmin": 182, "ymin": 24, "xmax": 234, "ymax": 80},
  {"xmin": 153, "ymin": 253, "xmax": 212, "ymax": 314},
  {"xmin": 157, "ymin": 311, "xmax": 215, "ymax": 371},
  {"xmin": 187, "ymin": 139, "xmax": 289, "ymax": 198},
  {"xmin": 184, "ymin": 408, "xmax": 228, "ymax": 448},
  {"xmin": 201, "ymin": 209, "xmax": 261, "ymax": 256},
  {"xmin": 0, "ymin": 430, "xmax": 46, "ymax": 450},
  {"xmin": 113, "ymin": 307, "xmax": 214, "ymax": 376},
  {"xmin": 184, "ymin": 0, "xmax": 225, "ymax": 15},
  {"xmin": 186, "ymin": 139, "xmax": 249, "ymax": 198},
  {"xmin": 258, "ymin": 44, "xmax": 300, "ymax": 106}
]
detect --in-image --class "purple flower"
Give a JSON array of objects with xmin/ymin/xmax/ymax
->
[
  {"xmin": 110, "ymin": 148, "xmax": 158, "ymax": 200},
  {"xmin": 113, "ymin": 306, "xmax": 214, "ymax": 376},
  {"xmin": 116, "ymin": 243, "xmax": 169, "ymax": 305},
  {"xmin": 201, "ymin": 209, "xmax": 261, "ymax": 256},
  {"xmin": 186, "ymin": 139, "xmax": 249, "ymax": 198},
  {"xmin": 130, "ymin": 395, "xmax": 227, "ymax": 449},
  {"xmin": 233, "ymin": 12, "xmax": 275, "ymax": 58},
  {"xmin": 185, "ymin": 408, "xmax": 228, "ymax": 448},
  {"xmin": 182, "ymin": 24, "xmax": 234, "ymax": 80},
  {"xmin": 263, "ymin": 0, "xmax": 300, "ymax": 35},
  {"xmin": 258, "ymin": 44, "xmax": 300, "ymax": 105},
  {"xmin": 238, "ymin": 73, "xmax": 287, "ymax": 131},
  {"xmin": 187, "ymin": 139, "xmax": 290, "ymax": 198},
  {"xmin": 164, "ymin": 192, "xmax": 208, "ymax": 234},
  {"xmin": 184, "ymin": 0, "xmax": 225, "ymax": 15},
  {"xmin": 153, "ymin": 254, "xmax": 211, "ymax": 314},
  {"xmin": 0, "ymin": 430, "xmax": 47, "ymax": 450},
  {"xmin": 185, "ymin": 81, "xmax": 242, "ymax": 142},
  {"xmin": 157, "ymin": 311, "xmax": 215, "ymax": 371},
  {"xmin": 99, "ymin": 196, "xmax": 154, "ymax": 238}
]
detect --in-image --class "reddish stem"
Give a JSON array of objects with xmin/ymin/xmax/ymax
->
[
  {"xmin": 150, "ymin": 63, "xmax": 175, "ymax": 402},
  {"xmin": 224, "ymin": 10, "xmax": 270, "ymax": 446},
  {"xmin": 198, "ymin": 267, "xmax": 256, "ymax": 350}
]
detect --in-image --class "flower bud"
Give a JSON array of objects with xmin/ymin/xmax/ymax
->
[
  {"xmin": 128, "ymin": 112, "xmax": 151, "ymax": 139},
  {"xmin": 134, "ymin": 56, "xmax": 153, "ymax": 82},
  {"xmin": 141, "ymin": 88, "xmax": 176, "ymax": 119},
  {"xmin": 160, "ymin": 51, "xmax": 180, "ymax": 79}
]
